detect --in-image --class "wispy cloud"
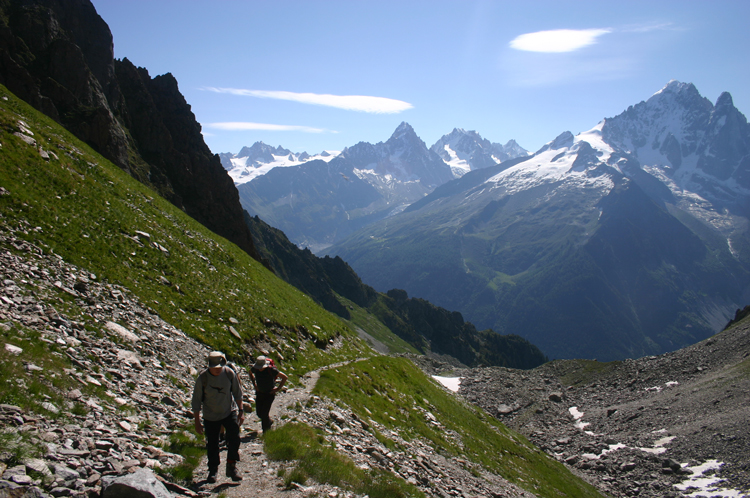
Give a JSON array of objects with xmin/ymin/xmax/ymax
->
[
  {"xmin": 510, "ymin": 29, "xmax": 611, "ymax": 53},
  {"xmin": 620, "ymin": 22, "xmax": 676, "ymax": 33},
  {"xmin": 204, "ymin": 87, "xmax": 413, "ymax": 114},
  {"xmin": 207, "ymin": 122, "xmax": 330, "ymax": 133}
]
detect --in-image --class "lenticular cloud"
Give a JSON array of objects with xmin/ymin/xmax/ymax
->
[
  {"xmin": 510, "ymin": 29, "xmax": 611, "ymax": 53},
  {"xmin": 204, "ymin": 87, "xmax": 413, "ymax": 114},
  {"xmin": 206, "ymin": 122, "xmax": 328, "ymax": 133}
]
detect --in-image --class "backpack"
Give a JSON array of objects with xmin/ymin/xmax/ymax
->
[{"xmin": 226, "ymin": 361, "xmax": 241, "ymax": 380}]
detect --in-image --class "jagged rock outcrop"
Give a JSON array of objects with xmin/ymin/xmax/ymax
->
[
  {"xmin": 114, "ymin": 58, "xmax": 257, "ymax": 258},
  {"xmin": 0, "ymin": 0, "xmax": 258, "ymax": 260},
  {"xmin": 0, "ymin": 0, "xmax": 129, "ymax": 167}
]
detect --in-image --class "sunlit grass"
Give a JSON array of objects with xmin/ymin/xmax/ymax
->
[{"xmin": 265, "ymin": 422, "xmax": 423, "ymax": 498}]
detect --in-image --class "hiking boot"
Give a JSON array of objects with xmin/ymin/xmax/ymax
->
[
  {"xmin": 207, "ymin": 468, "xmax": 218, "ymax": 484},
  {"xmin": 226, "ymin": 461, "xmax": 242, "ymax": 482}
]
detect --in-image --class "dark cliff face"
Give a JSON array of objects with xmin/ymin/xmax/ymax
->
[
  {"xmin": 114, "ymin": 59, "xmax": 257, "ymax": 258},
  {"xmin": 0, "ymin": 0, "xmax": 129, "ymax": 166},
  {"xmin": 0, "ymin": 0, "xmax": 258, "ymax": 260}
]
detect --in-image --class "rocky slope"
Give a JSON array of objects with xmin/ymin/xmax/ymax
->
[
  {"xmin": 413, "ymin": 315, "xmax": 750, "ymax": 498},
  {"xmin": 0, "ymin": 226, "xmax": 216, "ymax": 497}
]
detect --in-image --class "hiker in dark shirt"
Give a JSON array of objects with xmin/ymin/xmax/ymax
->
[
  {"xmin": 191, "ymin": 351, "xmax": 244, "ymax": 483},
  {"xmin": 248, "ymin": 355, "xmax": 287, "ymax": 433}
]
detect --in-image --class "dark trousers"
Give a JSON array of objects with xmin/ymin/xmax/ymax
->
[
  {"xmin": 255, "ymin": 392, "xmax": 276, "ymax": 432},
  {"xmin": 204, "ymin": 413, "xmax": 240, "ymax": 471}
]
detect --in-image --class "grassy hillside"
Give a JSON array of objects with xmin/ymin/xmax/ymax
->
[{"xmin": 0, "ymin": 85, "xmax": 368, "ymax": 379}]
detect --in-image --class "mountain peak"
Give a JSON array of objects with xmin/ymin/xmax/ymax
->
[
  {"xmin": 715, "ymin": 91, "xmax": 735, "ymax": 110},
  {"xmin": 387, "ymin": 122, "xmax": 426, "ymax": 151},
  {"xmin": 392, "ymin": 121, "xmax": 417, "ymax": 139},
  {"xmin": 654, "ymin": 80, "xmax": 697, "ymax": 97},
  {"xmin": 536, "ymin": 131, "xmax": 574, "ymax": 154}
]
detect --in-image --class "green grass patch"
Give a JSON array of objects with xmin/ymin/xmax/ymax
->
[
  {"xmin": 264, "ymin": 422, "xmax": 423, "ymax": 498},
  {"xmin": 314, "ymin": 356, "xmax": 605, "ymax": 498},
  {"xmin": 0, "ymin": 428, "xmax": 45, "ymax": 467},
  {"xmin": 156, "ymin": 424, "xmax": 206, "ymax": 484},
  {"xmin": 0, "ymin": 322, "xmax": 103, "ymax": 418}
]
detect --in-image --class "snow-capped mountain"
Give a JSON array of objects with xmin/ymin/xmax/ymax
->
[
  {"xmin": 328, "ymin": 81, "xmax": 750, "ymax": 362},
  {"xmin": 340, "ymin": 122, "xmax": 454, "ymax": 187},
  {"xmin": 430, "ymin": 128, "xmax": 530, "ymax": 177},
  {"xmin": 219, "ymin": 141, "xmax": 340, "ymax": 185},
  {"xmin": 601, "ymin": 80, "xmax": 750, "ymax": 222},
  {"xmin": 485, "ymin": 80, "xmax": 750, "ymax": 240}
]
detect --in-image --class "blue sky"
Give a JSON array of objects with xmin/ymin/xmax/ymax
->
[{"xmin": 91, "ymin": 0, "xmax": 750, "ymax": 156}]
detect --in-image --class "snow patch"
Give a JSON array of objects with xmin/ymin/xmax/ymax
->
[
  {"xmin": 432, "ymin": 376, "xmax": 461, "ymax": 392},
  {"xmin": 645, "ymin": 380, "xmax": 679, "ymax": 392},
  {"xmin": 442, "ymin": 144, "xmax": 472, "ymax": 175},
  {"xmin": 569, "ymin": 406, "xmax": 591, "ymax": 431},
  {"xmin": 674, "ymin": 460, "xmax": 746, "ymax": 498},
  {"xmin": 638, "ymin": 436, "xmax": 675, "ymax": 455},
  {"xmin": 484, "ymin": 123, "xmax": 616, "ymax": 196}
]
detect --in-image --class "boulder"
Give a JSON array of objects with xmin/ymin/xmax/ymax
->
[{"xmin": 101, "ymin": 468, "xmax": 171, "ymax": 498}]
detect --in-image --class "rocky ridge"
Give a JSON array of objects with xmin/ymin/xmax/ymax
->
[{"xmin": 0, "ymin": 0, "xmax": 259, "ymax": 261}]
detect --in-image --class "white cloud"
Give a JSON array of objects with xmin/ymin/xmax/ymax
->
[
  {"xmin": 203, "ymin": 87, "xmax": 413, "ymax": 114},
  {"xmin": 510, "ymin": 29, "xmax": 611, "ymax": 53},
  {"xmin": 207, "ymin": 122, "xmax": 330, "ymax": 133}
]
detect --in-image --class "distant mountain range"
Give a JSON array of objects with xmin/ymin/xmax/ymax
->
[
  {"xmin": 327, "ymin": 81, "xmax": 750, "ymax": 361},
  {"xmin": 219, "ymin": 143, "xmax": 340, "ymax": 185},
  {"xmin": 229, "ymin": 123, "xmax": 529, "ymax": 252}
]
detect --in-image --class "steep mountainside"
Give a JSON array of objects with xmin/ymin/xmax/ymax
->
[
  {"xmin": 602, "ymin": 81, "xmax": 750, "ymax": 219},
  {"xmin": 329, "ymin": 82, "xmax": 750, "ymax": 361},
  {"xmin": 0, "ymin": 0, "xmax": 257, "ymax": 259}
]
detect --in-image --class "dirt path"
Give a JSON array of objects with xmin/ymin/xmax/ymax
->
[{"xmin": 191, "ymin": 363, "xmax": 354, "ymax": 497}]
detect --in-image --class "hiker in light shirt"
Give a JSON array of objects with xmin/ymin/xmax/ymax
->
[{"xmin": 191, "ymin": 351, "xmax": 243, "ymax": 483}]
